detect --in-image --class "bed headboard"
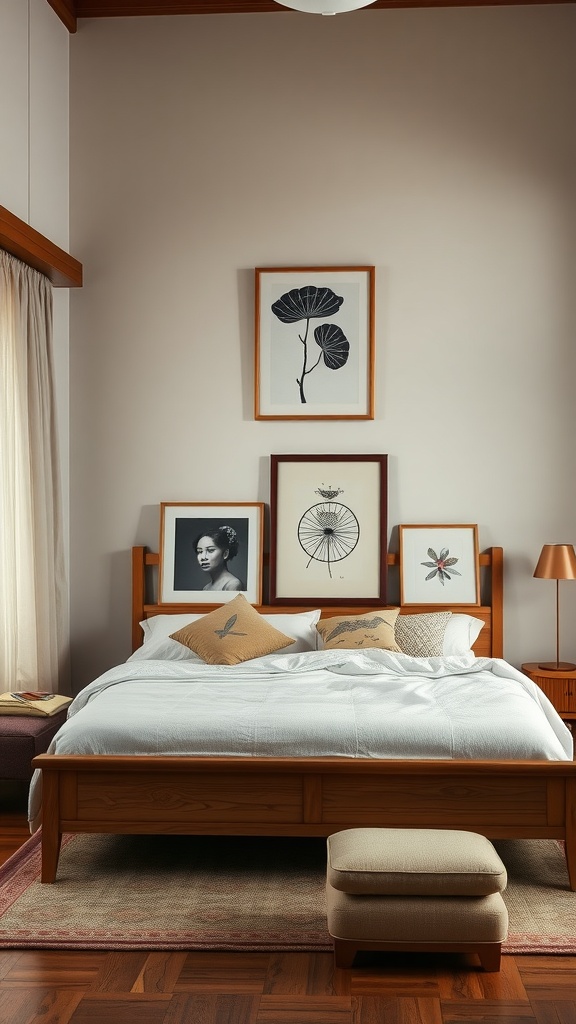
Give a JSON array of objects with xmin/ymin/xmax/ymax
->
[{"xmin": 131, "ymin": 546, "xmax": 503, "ymax": 659}]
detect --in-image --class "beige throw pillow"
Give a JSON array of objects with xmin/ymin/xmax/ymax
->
[
  {"xmin": 394, "ymin": 611, "xmax": 452, "ymax": 657},
  {"xmin": 169, "ymin": 593, "xmax": 295, "ymax": 665},
  {"xmin": 317, "ymin": 608, "xmax": 401, "ymax": 651}
]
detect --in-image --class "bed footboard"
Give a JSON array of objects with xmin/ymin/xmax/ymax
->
[{"xmin": 32, "ymin": 755, "xmax": 576, "ymax": 887}]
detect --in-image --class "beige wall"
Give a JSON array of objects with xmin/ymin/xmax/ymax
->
[{"xmin": 69, "ymin": 7, "xmax": 576, "ymax": 688}]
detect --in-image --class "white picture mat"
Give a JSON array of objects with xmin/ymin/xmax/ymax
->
[
  {"xmin": 160, "ymin": 503, "xmax": 263, "ymax": 604},
  {"xmin": 400, "ymin": 526, "xmax": 480, "ymax": 605},
  {"xmin": 274, "ymin": 459, "xmax": 383, "ymax": 599},
  {"xmin": 257, "ymin": 268, "xmax": 372, "ymax": 418}
]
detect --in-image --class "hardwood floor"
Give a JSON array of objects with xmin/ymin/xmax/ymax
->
[{"xmin": 1, "ymin": 785, "xmax": 575, "ymax": 1024}]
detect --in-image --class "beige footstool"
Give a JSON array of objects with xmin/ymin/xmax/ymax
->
[{"xmin": 326, "ymin": 828, "xmax": 508, "ymax": 972}]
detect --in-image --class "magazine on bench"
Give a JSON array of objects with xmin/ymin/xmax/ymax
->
[{"xmin": 0, "ymin": 691, "xmax": 72, "ymax": 717}]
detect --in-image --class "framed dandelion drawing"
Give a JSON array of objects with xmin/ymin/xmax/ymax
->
[
  {"xmin": 399, "ymin": 524, "xmax": 480, "ymax": 606},
  {"xmin": 255, "ymin": 266, "xmax": 375, "ymax": 420},
  {"xmin": 269, "ymin": 454, "xmax": 388, "ymax": 605}
]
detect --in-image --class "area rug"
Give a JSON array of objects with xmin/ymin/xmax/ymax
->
[{"xmin": 0, "ymin": 832, "xmax": 575, "ymax": 952}]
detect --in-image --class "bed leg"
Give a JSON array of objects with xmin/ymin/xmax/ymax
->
[
  {"xmin": 41, "ymin": 828, "xmax": 62, "ymax": 883},
  {"xmin": 565, "ymin": 779, "xmax": 576, "ymax": 892},
  {"xmin": 40, "ymin": 770, "xmax": 62, "ymax": 883}
]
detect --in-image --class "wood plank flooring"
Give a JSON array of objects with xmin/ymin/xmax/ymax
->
[{"xmin": 1, "ymin": 784, "xmax": 575, "ymax": 1024}]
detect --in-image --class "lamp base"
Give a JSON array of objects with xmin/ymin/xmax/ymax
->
[{"xmin": 538, "ymin": 661, "xmax": 576, "ymax": 672}]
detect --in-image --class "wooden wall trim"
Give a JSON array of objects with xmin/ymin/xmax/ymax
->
[
  {"xmin": 0, "ymin": 206, "xmax": 82, "ymax": 288},
  {"xmin": 46, "ymin": 0, "xmax": 77, "ymax": 32},
  {"xmin": 76, "ymin": 2, "xmax": 283, "ymax": 14}
]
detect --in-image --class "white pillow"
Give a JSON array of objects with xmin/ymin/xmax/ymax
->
[
  {"xmin": 139, "ymin": 609, "xmax": 321, "ymax": 655},
  {"xmin": 127, "ymin": 636, "xmax": 204, "ymax": 663},
  {"xmin": 262, "ymin": 611, "xmax": 321, "ymax": 652},
  {"xmin": 140, "ymin": 614, "xmax": 203, "ymax": 642},
  {"xmin": 443, "ymin": 614, "xmax": 485, "ymax": 655}
]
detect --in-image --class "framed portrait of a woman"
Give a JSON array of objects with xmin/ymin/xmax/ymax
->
[{"xmin": 159, "ymin": 502, "xmax": 264, "ymax": 605}]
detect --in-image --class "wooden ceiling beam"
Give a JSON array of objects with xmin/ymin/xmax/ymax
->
[
  {"xmin": 69, "ymin": 0, "xmax": 575, "ymax": 20},
  {"xmin": 47, "ymin": 0, "xmax": 574, "ymax": 32}
]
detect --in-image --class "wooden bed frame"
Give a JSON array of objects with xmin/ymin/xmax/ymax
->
[{"xmin": 33, "ymin": 545, "xmax": 576, "ymax": 887}]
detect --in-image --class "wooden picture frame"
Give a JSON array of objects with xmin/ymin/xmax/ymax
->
[
  {"xmin": 255, "ymin": 266, "xmax": 375, "ymax": 420},
  {"xmin": 399, "ymin": 524, "xmax": 481, "ymax": 606},
  {"xmin": 269, "ymin": 454, "xmax": 388, "ymax": 605},
  {"xmin": 159, "ymin": 502, "xmax": 264, "ymax": 605}
]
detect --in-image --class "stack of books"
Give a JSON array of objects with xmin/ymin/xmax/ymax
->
[{"xmin": 0, "ymin": 691, "xmax": 73, "ymax": 717}]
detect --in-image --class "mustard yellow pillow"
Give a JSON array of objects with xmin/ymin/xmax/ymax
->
[
  {"xmin": 169, "ymin": 594, "xmax": 295, "ymax": 665},
  {"xmin": 317, "ymin": 608, "xmax": 401, "ymax": 651}
]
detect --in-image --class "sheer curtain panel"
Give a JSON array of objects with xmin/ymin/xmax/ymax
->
[{"xmin": 0, "ymin": 251, "xmax": 66, "ymax": 692}]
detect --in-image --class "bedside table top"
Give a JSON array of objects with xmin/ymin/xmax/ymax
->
[{"xmin": 522, "ymin": 663, "xmax": 576, "ymax": 679}]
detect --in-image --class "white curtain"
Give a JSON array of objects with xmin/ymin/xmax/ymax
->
[{"xmin": 0, "ymin": 250, "xmax": 66, "ymax": 693}]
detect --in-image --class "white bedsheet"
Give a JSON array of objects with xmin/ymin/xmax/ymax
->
[{"xmin": 28, "ymin": 650, "xmax": 573, "ymax": 827}]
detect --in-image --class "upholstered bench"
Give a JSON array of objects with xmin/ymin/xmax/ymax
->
[
  {"xmin": 326, "ymin": 828, "xmax": 508, "ymax": 972},
  {"xmin": 0, "ymin": 710, "xmax": 68, "ymax": 781}
]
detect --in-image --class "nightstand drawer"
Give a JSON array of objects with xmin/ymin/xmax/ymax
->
[{"xmin": 522, "ymin": 663, "xmax": 576, "ymax": 718}]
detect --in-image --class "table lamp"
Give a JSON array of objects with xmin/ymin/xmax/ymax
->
[{"xmin": 533, "ymin": 543, "xmax": 576, "ymax": 671}]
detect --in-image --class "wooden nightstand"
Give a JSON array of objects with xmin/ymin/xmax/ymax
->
[{"xmin": 522, "ymin": 663, "xmax": 576, "ymax": 725}]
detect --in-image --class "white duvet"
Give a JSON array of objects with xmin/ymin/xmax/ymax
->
[{"xmin": 28, "ymin": 650, "xmax": 573, "ymax": 827}]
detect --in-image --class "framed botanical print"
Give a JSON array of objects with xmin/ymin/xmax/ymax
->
[
  {"xmin": 269, "ymin": 454, "xmax": 388, "ymax": 604},
  {"xmin": 255, "ymin": 266, "xmax": 375, "ymax": 420},
  {"xmin": 399, "ymin": 524, "xmax": 481, "ymax": 606},
  {"xmin": 159, "ymin": 502, "xmax": 264, "ymax": 605}
]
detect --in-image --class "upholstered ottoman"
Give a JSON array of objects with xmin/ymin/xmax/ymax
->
[
  {"xmin": 0, "ymin": 710, "xmax": 68, "ymax": 781},
  {"xmin": 326, "ymin": 828, "xmax": 508, "ymax": 972}
]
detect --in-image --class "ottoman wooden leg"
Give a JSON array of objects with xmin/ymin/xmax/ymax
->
[
  {"xmin": 333, "ymin": 939, "xmax": 358, "ymax": 968},
  {"xmin": 333, "ymin": 938, "xmax": 503, "ymax": 972},
  {"xmin": 477, "ymin": 943, "xmax": 501, "ymax": 972}
]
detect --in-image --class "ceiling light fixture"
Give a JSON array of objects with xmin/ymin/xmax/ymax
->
[{"xmin": 275, "ymin": 1, "xmax": 376, "ymax": 14}]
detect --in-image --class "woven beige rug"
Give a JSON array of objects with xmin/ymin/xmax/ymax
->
[{"xmin": 0, "ymin": 832, "xmax": 574, "ymax": 951}]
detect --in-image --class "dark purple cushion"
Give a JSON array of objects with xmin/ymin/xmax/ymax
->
[{"xmin": 0, "ymin": 710, "xmax": 68, "ymax": 780}]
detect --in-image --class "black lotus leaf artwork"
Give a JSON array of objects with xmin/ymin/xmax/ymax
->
[
  {"xmin": 421, "ymin": 547, "xmax": 462, "ymax": 586},
  {"xmin": 271, "ymin": 285, "xmax": 349, "ymax": 404},
  {"xmin": 314, "ymin": 324, "xmax": 350, "ymax": 370},
  {"xmin": 272, "ymin": 286, "xmax": 343, "ymax": 323}
]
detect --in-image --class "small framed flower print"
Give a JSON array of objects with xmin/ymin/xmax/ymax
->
[
  {"xmin": 399, "ymin": 524, "xmax": 481, "ymax": 607},
  {"xmin": 255, "ymin": 266, "xmax": 375, "ymax": 420}
]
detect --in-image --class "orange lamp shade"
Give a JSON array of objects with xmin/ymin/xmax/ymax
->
[
  {"xmin": 533, "ymin": 543, "xmax": 576, "ymax": 671},
  {"xmin": 533, "ymin": 544, "xmax": 576, "ymax": 581}
]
